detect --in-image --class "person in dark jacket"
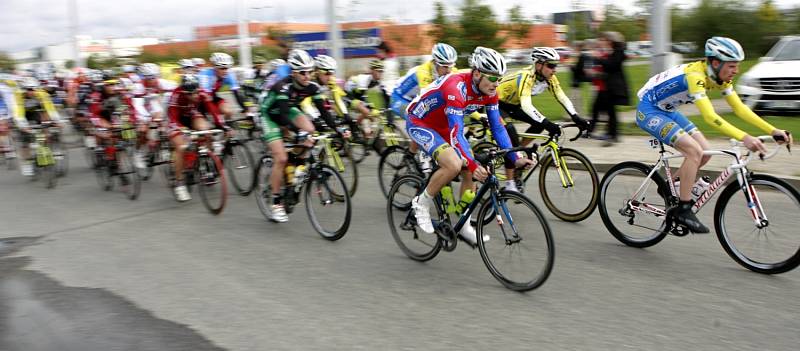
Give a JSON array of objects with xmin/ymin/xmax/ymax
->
[
  {"xmin": 590, "ymin": 31, "xmax": 629, "ymax": 145},
  {"xmin": 570, "ymin": 41, "xmax": 591, "ymax": 116}
]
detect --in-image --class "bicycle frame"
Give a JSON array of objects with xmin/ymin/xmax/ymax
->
[
  {"xmin": 518, "ymin": 132, "xmax": 576, "ymax": 189},
  {"xmin": 630, "ymin": 139, "xmax": 780, "ymax": 228}
]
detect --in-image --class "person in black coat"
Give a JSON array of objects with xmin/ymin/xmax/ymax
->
[
  {"xmin": 570, "ymin": 41, "xmax": 591, "ymax": 116},
  {"xmin": 591, "ymin": 31, "xmax": 629, "ymax": 145}
]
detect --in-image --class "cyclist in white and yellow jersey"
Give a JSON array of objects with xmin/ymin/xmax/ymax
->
[{"xmin": 636, "ymin": 36, "xmax": 792, "ymax": 233}]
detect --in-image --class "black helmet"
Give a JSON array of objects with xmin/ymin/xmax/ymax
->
[{"xmin": 181, "ymin": 74, "xmax": 200, "ymax": 92}]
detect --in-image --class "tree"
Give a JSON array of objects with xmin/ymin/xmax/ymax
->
[
  {"xmin": 0, "ymin": 51, "xmax": 15, "ymax": 71},
  {"xmin": 455, "ymin": 0, "xmax": 504, "ymax": 66},
  {"xmin": 507, "ymin": 5, "xmax": 531, "ymax": 47},
  {"xmin": 64, "ymin": 60, "xmax": 75, "ymax": 69},
  {"xmin": 428, "ymin": 1, "xmax": 457, "ymax": 45},
  {"xmin": 597, "ymin": 4, "xmax": 643, "ymax": 43}
]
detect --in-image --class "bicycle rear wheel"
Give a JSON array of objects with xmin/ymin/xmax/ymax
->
[
  {"xmin": 254, "ymin": 156, "xmax": 275, "ymax": 220},
  {"xmin": 224, "ymin": 140, "xmax": 256, "ymax": 196},
  {"xmin": 116, "ymin": 149, "xmax": 141, "ymax": 200},
  {"xmin": 537, "ymin": 148, "xmax": 599, "ymax": 222},
  {"xmin": 41, "ymin": 164, "xmax": 57, "ymax": 189},
  {"xmin": 305, "ymin": 164, "xmax": 351, "ymax": 240},
  {"xmin": 598, "ymin": 162, "xmax": 669, "ymax": 248},
  {"xmin": 378, "ymin": 145, "xmax": 418, "ymax": 199},
  {"xmin": 387, "ymin": 174, "xmax": 442, "ymax": 261},
  {"xmin": 197, "ymin": 152, "xmax": 227, "ymax": 215},
  {"xmin": 476, "ymin": 190, "xmax": 554, "ymax": 291},
  {"xmin": 714, "ymin": 174, "xmax": 800, "ymax": 274}
]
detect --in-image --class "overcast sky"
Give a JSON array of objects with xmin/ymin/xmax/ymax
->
[{"xmin": 2, "ymin": 0, "xmax": 800, "ymax": 52}]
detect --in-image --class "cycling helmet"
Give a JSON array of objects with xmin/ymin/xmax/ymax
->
[
  {"xmin": 431, "ymin": 43, "xmax": 457, "ymax": 65},
  {"xmin": 138, "ymin": 63, "xmax": 160, "ymax": 78},
  {"xmin": 530, "ymin": 47, "xmax": 560, "ymax": 64},
  {"xmin": 210, "ymin": 52, "xmax": 234, "ymax": 68},
  {"xmin": 122, "ymin": 64, "xmax": 136, "ymax": 73},
  {"xmin": 314, "ymin": 55, "xmax": 337, "ymax": 71},
  {"xmin": 470, "ymin": 46, "xmax": 507, "ymax": 76},
  {"xmin": 369, "ymin": 59, "xmax": 384, "ymax": 70},
  {"xmin": 268, "ymin": 58, "xmax": 286, "ymax": 72},
  {"xmin": 192, "ymin": 57, "xmax": 206, "ymax": 67},
  {"xmin": 287, "ymin": 49, "xmax": 315, "ymax": 71},
  {"xmin": 21, "ymin": 77, "xmax": 40, "ymax": 90},
  {"xmin": 705, "ymin": 36, "xmax": 745, "ymax": 62},
  {"xmin": 178, "ymin": 59, "xmax": 195, "ymax": 69},
  {"xmin": 180, "ymin": 74, "xmax": 200, "ymax": 92}
]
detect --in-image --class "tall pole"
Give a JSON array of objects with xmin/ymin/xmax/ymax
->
[
  {"xmin": 327, "ymin": 0, "xmax": 343, "ymax": 73},
  {"xmin": 237, "ymin": 0, "xmax": 252, "ymax": 68},
  {"xmin": 69, "ymin": 0, "xmax": 82, "ymax": 68},
  {"xmin": 650, "ymin": 0, "xmax": 670, "ymax": 75}
]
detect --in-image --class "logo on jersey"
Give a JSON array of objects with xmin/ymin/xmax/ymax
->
[
  {"xmin": 408, "ymin": 127, "xmax": 434, "ymax": 150},
  {"xmin": 411, "ymin": 96, "xmax": 441, "ymax": 116},
  {"xmin": 660, "ymin": 122, "xmax": 676, "ymax": 138},
  {"xmin": 654, "ymin": 81, "xmax": 679, "ymax": 98},
  {"xmin": 697, "ymin": 80, "xmax": 705, "ymax": 88},
  {"xmin": 445, "ymin": 107, "xmax": 463, "ymax": 116},
  {"xmin": 465, "ymin": 104, "xmax": 483, "ymax": 112},
  {"xmin": 647, "ymin": 117, "xmax": 662, "ymax": 131},
  {"xmin": 636, "ymin": 111, "xmax": 645, "ymax": 121},
  {"xmin": 456, "ymin": 81, "xmax": 467, "ymax": 101},
  {"xmin": 447, "ymin": 94, "xmax": 455, "ymax": 101}
]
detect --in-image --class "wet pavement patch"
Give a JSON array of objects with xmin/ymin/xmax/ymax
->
[{"xmin": 0, "ymin": 237, "xmax": 226, "ymax": 351}]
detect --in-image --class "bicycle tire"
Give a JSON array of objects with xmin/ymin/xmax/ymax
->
[
  {"xmin": 537, "ymin": 148, "xmax": 599, "ymax": 222},
  {"xmin": 598, "ymin": 161, "xmax": 669, "ymax": 248},
  {"xmin": 95, "ymin": 151, "xmax": 113, "ymax": 191},
  {"xmin": 52, "ymin": 140, "xmax": 68, "ymax": 177},
  {"xmin": 378, "ymin": 145, "xmax": 418, "ymax": 199},
  {"xmin": 387, "ymin": 174, "xmax": 442, "ymax": 261},
  {"xmin": 476, "ymin": 190, "xmax": 554, "ymax": 291},
  {"xmin": 714, "ymin": 174, "xmax": 800, "ymax": 274},
  {"xmin": 320, "ymin": 145, "xmax": 358, "ymax": 198},
  {"xmin": 305, "ymin": 164, "xmax": 351, "ymax": 240},
  {"xmin": 224, "ymin": 140, "xmax": 256, "ymax": 196},
  {"xmin": 42, "ymin": 164, "xmax": 57, "ymax": 189},
  {"xmin": 254, "ymin": 156, "xmax": 274, "ymax": 220},
  {"xmin": 117, "ymin": 149, "xmax": 141, "ymax": 200},
  {"xmin": 197, "ymin": 152, "xmax": 227, "ymax": 215}
]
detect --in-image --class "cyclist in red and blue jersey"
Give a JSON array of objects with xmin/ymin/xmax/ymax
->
[{"xmin": 406, "ymin": 47, "xmax": 534, "ymax": 244}]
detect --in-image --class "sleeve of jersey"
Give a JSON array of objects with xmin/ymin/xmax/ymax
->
[
  {"xmin": 549, "ymin": 76, "xmax": 578, "ymax": 116},
  {"xmin": 132, "ymin": 97, "xmax": 149, "ymax": 119},
  {"xmin": 724, "ymin": 88, "xmax": 776, "ymax": 135},
  {"xmin": 695, "ymin": 97, "xmax": 747, "ymax": 140},
  {"xmin": 39, "ymin": 92, "xmax": 61, "ymax": 121},
  {"xmin": 333, "ymin": 85, "xmax": 348, "ymax": 116},
  {"xmin": 199, "ymin": 70, "xmax": 213, "ymax": 92},
  {"xmin": 203, "ymin": 95, "xmax": 224, "ymax": 128},
  {"xmin": 314, "ymin": 94, "xmax": 337, "ymax": 132},
  {"xmin": 392, "ymin": 70, "xmax": 418, "ymax": 103},
  {"xmin": 487, "ymin": 103, "xmax": 518, "ymax": 163},
  {"xmin": 445, "ymin": 105, "xmax": 478, "ymax": 172},
  {"xmin": 167, "ymin": 93, "xmax": 181, "ymax": 129},
  {"xmin": 226, "ymin": 72, "xmax": 240, "ymax": 90},
  {"xmin": 518, "ymin": 74, "xmax": 547, "ymax": 123}
]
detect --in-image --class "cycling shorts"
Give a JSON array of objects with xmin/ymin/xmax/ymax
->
[
  {"xmin": 635, "ymin": 101, "xmax": 698, "ymax": 146},
  {"xmin": 261, "ymin": 107, "xmax": 303, "ymax": 143}
]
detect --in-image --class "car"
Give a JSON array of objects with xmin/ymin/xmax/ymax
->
[{"xmin": 736, "ymin": 35, "xmax": 800, "ymax": 114}]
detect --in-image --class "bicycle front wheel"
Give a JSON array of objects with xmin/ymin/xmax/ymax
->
[
  {"xmin": 477, "ymin": 190, "xmax": 554, "ymax": 292},
  {"xmin": 378, "ymin": 145, "xmax": 419, "ymax": 199},
  {"xmin": 117, "ymin": 149, "xmax": 141, "ymax": 200},
  {"xmin": 305, "ymin": 164, "xmax": 351, "ymax": 240},
  {"xmin": 224, "ymin": 140, "xmax": 256, "ymax": 196},
  {"xmin": 387, "ymin": 174, "xmax": 442, "ymax": 261},
  {"xmin": 537, "ymin": 148, "xmax": 599, "ymax": 222},
  {"xmin": 598, "ymin": 162, "xmax": 669, "ymax": 248},
  {"xmin": 321, "ymin": 146, "xmax": 358, "ymax": 198},
  {"xmin": 714, "ymin": 174, "xmax": 800, "ymax": 274},
  {"xmin": 197, "ymin": 152, "xmax": 227, "ymax": 215}
]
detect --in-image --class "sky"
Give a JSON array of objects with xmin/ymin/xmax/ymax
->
[{"xmin": 2, "ymin": 0, "xmax": 800, "ymax": 53}]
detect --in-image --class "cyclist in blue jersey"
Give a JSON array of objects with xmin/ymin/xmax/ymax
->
[{"xmin": 198, "ymin": 53, "xmax": 247, "ymax": 120}]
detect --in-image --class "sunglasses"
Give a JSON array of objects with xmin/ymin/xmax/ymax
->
[
  {"xmin": 482, "ymin": 74, "xmax": 501, "ymax": 83},
  {"xmin": 319, "ymin": 69, "xmax": 335, "ymax": 75},
  {"xmin": 295, "ymin": 70, "xmax": 313, "ymax": 76},
  {"xmin": 545, "ymin": 63, "xmax": 558, "ymax": 69}
]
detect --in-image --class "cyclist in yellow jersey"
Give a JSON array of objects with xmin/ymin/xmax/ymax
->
[
  {"xmin": 496, "ymin": 47, "xmax": 589, "ymax": 191},
  {"xmin": 299, "ymin": 55, "xmax": 353, "ymax": 133},
  {"xmin": 636, "ymin": 36, "xmax": 792, "ymax": 233},
  {"xmin": 14, "ymin": 77, "xmax": 62, "ymax": 176}
]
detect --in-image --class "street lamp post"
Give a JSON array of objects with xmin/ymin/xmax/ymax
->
[
  {"xmin": 69, "ymin": 0, "xmax": 82, "ymax": 68},
  {"xmin": 237, "ymin": 0, "xmax": 253, "ymax": 68}
]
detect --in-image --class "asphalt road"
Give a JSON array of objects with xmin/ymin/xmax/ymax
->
[{"xmin": 1, "ymin": 146, "xmax": 798, "ymax": 351}]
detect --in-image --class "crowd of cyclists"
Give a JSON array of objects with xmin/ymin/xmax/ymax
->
[{"xmin": 0, "ymin": 35, "xmax": 796, "ymax": 290}]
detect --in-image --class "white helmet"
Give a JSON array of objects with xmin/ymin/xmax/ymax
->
[
  {"xmin": 530, "ymin": 47, "xmax": 560, "ymax": 64},
  {"xmin": 192, "ymin": 57, "xmax": 206, "ymax": 67},
  {"xmin": 210, "ymin": 53, "xmax": 234, "ymax": 68},
  {"xmin": 314, "ymin": 55, "xmax": 337, "ymax": 71},
  {"xmin": 287, "ymin": 49, "xmax": 315, "ymax": 71},
  {"xmin": 138, "ymin": 63, "xmax": 160, "ymax": 78},
  {"xmin": 470, "ymin": 46, "xmax": 507, "ymax": 76},
  {"xmin": 431, "ymin": 43, "xmax": 457, "ymax": 65},
  {"xmin": 122, "ymin": 64, "xmax": 136, "ymax": 73},
  {"xmin": 178, "ymin": 59, "xmax": 195, "ymax": 69},
  {"xmin": 705, "ymin": 36, "xmax": 745, "ymax": 62},
  {"xmin": 21, "ymin": 76, "xmax": 40, "ymax": 89}
]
